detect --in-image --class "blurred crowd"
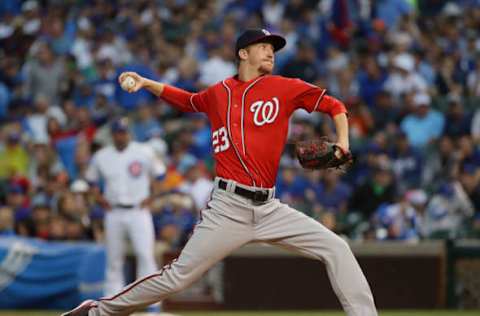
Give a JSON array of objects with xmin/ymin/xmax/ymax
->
[{"xmin": 0, "ymin": 0, "xmax": 480, "ymax": 248}]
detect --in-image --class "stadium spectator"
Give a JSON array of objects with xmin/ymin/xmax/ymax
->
[
  {"xmin": 0, "ymin": 83, "xmax": 9, "ymax": 119},
  {"xmin": 27, "ymin": 139, "xmax": 65, "ymax": 188},
  {"xmin": 370, "ymin": 90, "xmax": 400, "ymax": 131},
  {"xmin": 47, "ymin": 116, "xmax": 74, "ymax": 146},
  {"xmin": 145, "ymin": 127, "xmax": 168, "ymax": 161},
  {"xmin": 92, "ymin": 58, "xmax": 117, "ymax": 104},
  {"xmin": 90, "ymin": 94, "xmax": 117, "ymax": 126},
  {"xmin": 316, "ymin": 171, "xmax": 352, "ymax": 215},
  {"xmin": 443, "ymin": 96, "xmax": 472, "ymax": 138},
  {"xmin": 400, "ymin": 92, "xmax": 445, "ymax": 148},
  {"xmin": 328, "ymin": 66, "xmax": 359, "ymax": 101},
  {"xmin": 350, "ymin": 138, "xmax": 388, "ymax": 186},
  {"xmin": 48, "ymin": 214, "xmax": 66, "ymax": 240},
  {"xmin": 188, "ymin": 113, "xmax": 212, "ymax": 160},
  {"xmin": 5, "ymin": 183, "xmax": 30, "ymax": 232},
  {"xmin": 58, "ymin": 183, "xmax": 91, "ymax": 237},
  {"xmin": 280, "ymin": 40, "xmax": 318, "ymax": 83},
  {"xmin": 29, "ymin": 203, "xmax": 51, "ymax": 239},
  {"xmin": 178, "ymin": 161, "xmax": 214, "ymax": 211},
  {"xmin": 262, "ymin": 0, "xmax": 284, "ymax": 28},
  {"xmin": 73, "ymin": 81, "xmax": 96, "ymax": 109},
  {"xmin": 24, "ymin": 95, "xmax": 51, "ymax": 144},
  {"xmin": 95, "ymin": 26, "xmax": 131, "ymax": 67},
  {"xmin": 406, "ymin": 189, "xmax": 430, "ymax": 238},
  {"xmin": 0, "ymin": 56, "xmax": 22, "ymax": 118},
  {"xmin": 198, "ymin": 43, "xmax": 235, "ymax": 87},
  {"xmin": 458, "ymin": 167, "xmax": 480, "ymax": 231},
  {"xmin": 390, "ymin": 132, "xmax": 423, "ymax": 192},
  {"xmin": 384, "ymin": 54, "xmax": 427, "ymax": 100},
  {"xmin": 375, "ymin": 189, "xmax": 428, "ymax": 240},
  {"xmin": 0, "ymin": 205, "xmax": 15, "ymax": 236},
  {"xmin": 152, "ymin": 192, "xmax": 196, "ymax": 249},
  {"xmin": 64, "ymin": 215, "xmax": 88, "ymax": 241},
  {"xmin": 472, "ymin": 108, "xmax": 480, "ymax": 143},
  {"xmin": 0, "ymin": 130, "xmax": 29, "ymax": 179},
  {"xmin": 435, "ymin": 55, "xmax": 465, "ymax": 96},
  {"xmin": 132, "ymin": 103, "xmax": 162, "ymax": 142},
  {"xmin": 375, "ymin": 0, "xmax": 413, "ymax": 30},
  {"xmin": 314, "ymin": 171, "xmax": 354, "ymax": 235},
  {"xmin": 467, "ymin": 63, "xmax": 480, "ymax": 97},
  {"xmin": 422, "ymin": 136, "xmax": 458, "ymax": 192},
  {"xmin": 358, "ymin": 56, "xmax": 388, "ymax": 107},
  {"xmin": 172, "ymin": 56, "xmax": 201, "ymax": 92},
  {"xmin": 425, "ymin": 181, "xmax": 475, "ymax": 239},
  {"xmin": 345, "ymin": 97, "xmax": 374, "ymax": 148},
  {"xmin": 74, "ymin": 107, "xmax": 97, "ymax": 143},
  {"xmin": 20, "ymin": 1, "xmax": 41, "ymax": 36},
  {"xmin": 276, "ymin": 166, "xmax": 310, "ymax": 207},
  {"xmin": 457, "ymin": 135, "xmax": 480, "ymax": 172},
  {"xmin": 350, "ymin": 156, "xmax": 397, "ymax": 221},
  {"xmin": 23, "ymin": 41, "xmax": 64, "ymax": 104}
]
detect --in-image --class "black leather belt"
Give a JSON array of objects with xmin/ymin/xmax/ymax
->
[
  {"xmin": 114, "ymin": 204, "xmax": 135, "ymax": 209},
  {"xmin": 218, "ymin": 179, "xmax": 271, "ymax": 203}
]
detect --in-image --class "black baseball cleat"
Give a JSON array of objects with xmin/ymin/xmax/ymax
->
[{"xmin": 61, "ymin": 299, "xmax": 97, "ymax": 316}]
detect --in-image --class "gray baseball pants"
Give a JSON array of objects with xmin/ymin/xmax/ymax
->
[{"xmin": 89, "ymin": 177, "xmax": 377, "ymax": 316}]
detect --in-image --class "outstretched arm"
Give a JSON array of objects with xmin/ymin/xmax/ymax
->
[{"xmin": 118, "ymin": 72, "xmax": 199, "ymax": 113}]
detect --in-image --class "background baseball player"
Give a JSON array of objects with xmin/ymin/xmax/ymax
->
[
  {"xmin": 63, "ymin": 29, "xmax": 377, "ymax": 316},
  {"xmin": 84, "ymin": 118, "xmax": 165, "ymax": 312}
]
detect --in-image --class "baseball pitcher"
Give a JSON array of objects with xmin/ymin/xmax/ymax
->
[{"xmin": 63, "ymin": 29, "xmax": 377, "ymax": 316}]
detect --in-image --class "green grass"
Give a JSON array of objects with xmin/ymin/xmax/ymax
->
[
  {"xmin": 2, "ymin": 311, "xmax": 480, "ymax": 316},
  {"xmin": 179, "ymin": 312, "xmax": 480, "ymax": 316}
]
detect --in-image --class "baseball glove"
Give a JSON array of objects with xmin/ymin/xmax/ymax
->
[{"xmin": 295, "ymin": 138, "xmax": 353, "ymax": 171}]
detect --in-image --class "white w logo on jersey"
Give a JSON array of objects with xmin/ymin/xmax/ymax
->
[{"xmin": 250, "ymin": 97, "xmax": 280, "ymax": 126}]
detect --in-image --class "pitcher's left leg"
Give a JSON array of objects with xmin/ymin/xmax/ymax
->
[{"xmin": 254, "ymin": 201, "xmax": 377, "ymax": 316}]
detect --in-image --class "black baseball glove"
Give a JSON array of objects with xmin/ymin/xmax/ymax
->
[{"xmin": 295, "ymin": 138, "xmax": 353, "ymax": 171}]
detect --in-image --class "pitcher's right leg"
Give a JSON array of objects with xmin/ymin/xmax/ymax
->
[{"xmin": 89, "ymin": 206, "xmax": 253, "ymax": 316}]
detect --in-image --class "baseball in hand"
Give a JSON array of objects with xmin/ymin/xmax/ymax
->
[{"xmin": 121, "ymin": 76, "xmax": 136, "ymax": 91}]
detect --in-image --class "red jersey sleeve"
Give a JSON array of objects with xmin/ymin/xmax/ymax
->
[
  {"xmin": 160, "ymin": 85, "xmax": 209, "ymax": 113},
  {"xmin": 288, "ymin": 78, "xmax": 347, "ymax": 117}
]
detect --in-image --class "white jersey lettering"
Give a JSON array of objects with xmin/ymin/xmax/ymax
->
[
  {"xmin": 212, "ymin": 126, "xmax": 230, "ymax": 153},
  {"xmin": 250, "ymin": 97, "xmax": 279, "ymax": 126}
]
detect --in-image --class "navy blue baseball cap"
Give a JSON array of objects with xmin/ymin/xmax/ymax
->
[
  {"xmin": 235, "ymin": 29, "xmax": 286, "ymax": 57},
  {"xmin": 111, "ymin": 117, "xmax": 129, "ymax": 133}
]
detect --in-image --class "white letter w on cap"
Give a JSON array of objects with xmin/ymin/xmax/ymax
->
[{"xmin": 262, "ymin": 29, "xmax": 271, "ymax": 35}]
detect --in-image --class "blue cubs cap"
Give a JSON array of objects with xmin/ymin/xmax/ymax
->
[
  {"xmin": 111, "ymin": 117, "xmax": 129, "ymax": 133},
  {"xmin": 235, "ymin": 29, "xmax": 286, "ymax": 57}
]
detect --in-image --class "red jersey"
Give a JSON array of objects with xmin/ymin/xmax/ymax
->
[{"xmin": 161, "ymin": 75, "xmax": 347, "ymax": 188}]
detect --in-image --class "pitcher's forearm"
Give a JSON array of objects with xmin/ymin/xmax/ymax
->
[
  {"xmin": 333, "ymin": 112, "xmax": 349, "ymax": 150},
  {"xmin": 142, "ymin": 78, "xmax": 165, "ymax": 97}
]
